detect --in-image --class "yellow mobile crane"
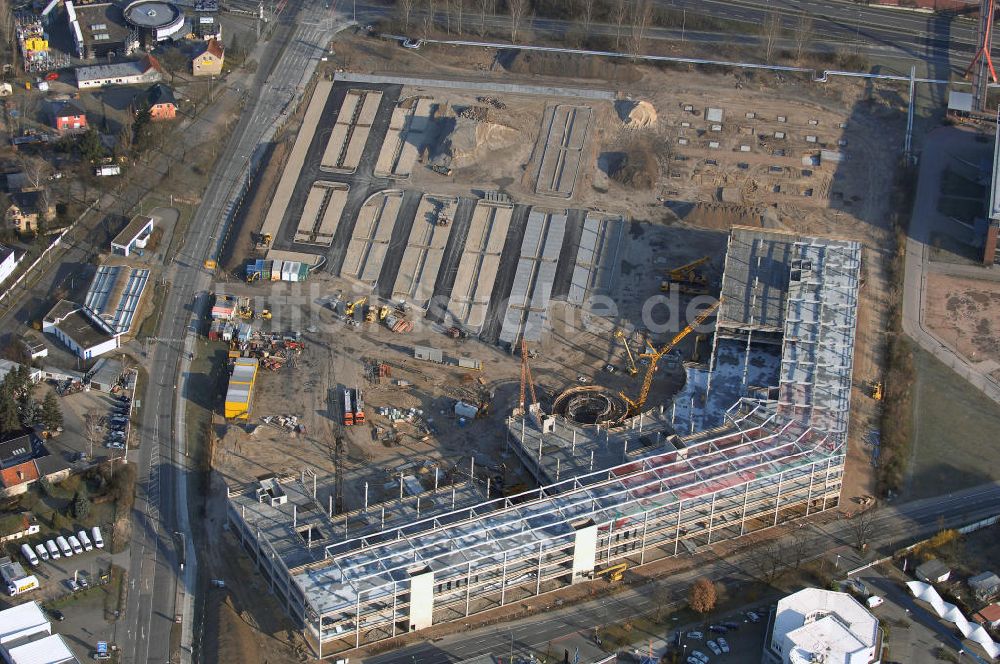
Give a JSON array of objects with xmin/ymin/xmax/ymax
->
[
  {"xmin": 613, "ymin": 328, "xmax": 639, "ymax": 376},
  {"xmin": 620, "ymin": 299, "xmax": 722, "ymax": 416},
  {"xmin": 660, "ymin": 256, "xmax": 710, "ymax": 295}
]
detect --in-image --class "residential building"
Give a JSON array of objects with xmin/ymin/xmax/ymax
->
[
  {"xmin": 42, "ymin": 299, "xmax": 121, "ymax": 359},
  {"xmin": 49, "ymin": 98, "xmax": 88, "ymax": 135},
  {"xmin": 916, "ymin": 559, "xmax": 951, "ymax": 584},
  {"xmin": 5, "ymin": 189, "xmax": 54, "ymax": 234},
  {"xmin": 111, "ymin": 215, "xmax": 155, "ymax": 256},
  {"xmin": 132, "ymin": 83, "xmax": 177, "ymax": 120},
  {"xmin": 763, "ymin": 588, "xmax": 880, "ymax": 664},
  {"xmin": 75, "ymin": 55, "xmax": 163, "ymax": 89},
  {"xmin": 975, "ymin": 603, "xmax": 1000, "ymax": 630},
  {"xmin": 0, "ymin": 512, "xmax": 40, "ymax": 543},
  {"xmin": 0, "ymin": 430, "xmax": 42, "ymax": 497},
  {"xmin": 192, "ymin": 38, "xmax": 224, "ymax": 76},
  {"xmin": 970, "ymin": 571, "xmax": 1000, "ymax": 603},
  {"xmin": 0, "ymin": 244, "xmax": 21, "ymax": 285}
]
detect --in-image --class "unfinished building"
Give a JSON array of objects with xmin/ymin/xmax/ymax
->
[{"xmin": 225, "ymin": 226, "xmax": 861, "ymax": 657}]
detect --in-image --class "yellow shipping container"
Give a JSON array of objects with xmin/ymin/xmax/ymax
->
[
  {"xmin": 24, "ymin": 37, "xmax": 48, "ymax": 51},
  {"xmin": 224, "ymin": 358, "xmax": 257, "ymax": 420}
]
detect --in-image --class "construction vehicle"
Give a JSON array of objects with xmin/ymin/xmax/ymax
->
[
  {"xmin": 353, "ymin": 388, "xmax": 365, "ymax": 424},
  {"xmin": 600, "ymin": 563, "xmax": 628, "ymax": 582},
  {"xmin": 259, "ymin": 309, "xmax": 272, "ymax": 320},
  {"xmin": 344, "ymin": 296, "xmax": 366, "ymax": 318},
  {"xmin": 613, "ymin": 328, "xmax": 639, "ymax": 376},
  {"xmin": 342, "ymin": 389, "xmax": 354, "ymax": 426},
  {"xmin": 364, "ymin": 306, "xmax": 377, "ymax": 323},
  {"xmin": 238, "ymin": 307, "xmax": 254, "ymax": 320},
  {"xmin": 870, "ymin": 380, "xmax": 883, "ymax": 401},
  {"xmin": 621, "ymin": 299, "xmax": 722, "ymax": 417},
  {"xmin": 378, "ymin": 305, "xmax": 390, "ymax": 321},
  {"xmin": 660, "ymin": 256, "xmax": 710, "ymax": 295},
  {"xmin": 445, "ymin": 326, "xmax": 467, "ymax": 339},
  {"xmin": 246, "ymin": 272, "xmax": 261, "ymax": 283},
  {"xmin": 204, "ymin": 259, "xmax": 217, "ymax": 270},
  {"xmin": 257, "ymin": 232, "xmax": 272, "ymax": 247}
]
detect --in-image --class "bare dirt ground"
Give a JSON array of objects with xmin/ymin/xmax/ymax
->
[{"xmin": 924, "ymin": 272, "xmax": 1000, "ymax": 378}]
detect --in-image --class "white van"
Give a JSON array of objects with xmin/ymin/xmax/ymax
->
[
  {"xmin": 20, "ymin": 543, "xmax": 39, "ymax": 566},
  {"xmin": 33, "ymin": 543, "xmax": 48, "ymax": 561},
  {"xmin": 92, "ymin": 526, "xmax": 104, "ymax": 549},
  {"xmin": 866, "ymin": 595, "xmax": 884, "ymax": 608},
  {"xmin": 78, "ymin": 530, "xmax": 94, "ymax": 551},
  {"xmin": 45, "ymin": 540, "xmax": 60, "ymax": 560},
  {"xmin": 56, "ymin": 536, "xmax": 72, "ymax": 557},
  {"xmin": 67, "ymin": 535, "xmax": 83, "ymax": 555}
]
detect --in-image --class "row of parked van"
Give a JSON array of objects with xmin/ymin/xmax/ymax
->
[{"xmin": 19, "ymin": 526, "xmax": 104, "ymax": 566}]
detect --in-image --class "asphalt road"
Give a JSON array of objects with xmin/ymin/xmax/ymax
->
[
  {"xmin": 115, "ymin": 4, "xmax": 345, "ymax": 664},
  {"xmin": 363, "ymin": 482, "xmax": 1000, "ymax": 664}
]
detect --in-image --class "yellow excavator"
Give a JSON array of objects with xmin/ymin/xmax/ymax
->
[
  {"xmin": 660, "ymin": 256, "xmax": 710, "ymax": 295},
  {"xmin": 600, "ymin": 563, "xmax": 628, "ymax": 582},
  {"xmin": 621, "ymin": 299, "xmax": 722, "ymax": 416},
  {"xmin": 259, "ymin": 309, "xmax": 272, "ymax": 320},
  {"xmin": 344, "ymin": 296, "xmax": 367, "ymax": 317},
  {"xmin": 247, "ymin": 272, "xmax": 261, "ymax": 284},
  {"xmin": 378, "ymin": 305, "xmax": 390, "ymax": 321},
  {"xmin": 613, "ymin": 328, "xmax": 639, "ymax": 376}
]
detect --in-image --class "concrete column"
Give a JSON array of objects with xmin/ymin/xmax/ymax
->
[
  {"xmin": 571, "ymin": 519, "xmax": 598, "ymax": 583},
  {"xmin": 407, "ymin": 566, "xmax": 434, "ymax": 632}
]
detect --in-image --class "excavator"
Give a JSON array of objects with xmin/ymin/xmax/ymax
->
[
  {"xmin": 613, "ymin": 328, "xmax": 639, "ymax": 376},
  {"xmin": 621, "ymin": 299, "xmax": 722, "ymax": 417},
  {"xmin": 660, "ymin": 256, "xmax": 710, "ymax": 295},
  {"xmin": 344, "ymin": 296, "xmax": 367, "ymax": 318},
  {"xmin": 246, "ymin": 272, "xmax": 261, "ymax": 284},
  {"xmin": 600, "ymin": 563, "xmax": 628, "ymax": 582}
]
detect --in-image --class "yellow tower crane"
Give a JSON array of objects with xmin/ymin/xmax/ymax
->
[
  {"xmin": 620, "ymin": 299, "xmax": 722, "ymax": 416},
  {"xmin": 660, "ymin": 256, "xmax": 710, "ymax": 294},
  {"xmin": 613, "ymin": 328, "xmax": 639, "ymax": 376}
]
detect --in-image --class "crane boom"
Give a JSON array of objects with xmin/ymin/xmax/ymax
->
[
  {"xmin": 668, "ymin": 256, "xmax": 710, "ymax": 280},
  {"xmin": 519, "ymin": 338, "xmax": 539, "ymax": 412},
  {"xmin": 621, "ymin": 299, "xmax": 722, "ymax": 416},
  {"xmin": 614, "ymin": 328, "xmax": 639, "ymax": 376}
]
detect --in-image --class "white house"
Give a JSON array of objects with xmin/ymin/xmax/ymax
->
[
  {"xmin": 42, "ymin": 299, "xmax": 121, "ymax": 360},
  {"xmin": 763, "ymin": 588, "xmax": 880, "ymax": 664},
  {"xmin": 0, "ymin": 245, "xmax": 21, "ymax": 286}
]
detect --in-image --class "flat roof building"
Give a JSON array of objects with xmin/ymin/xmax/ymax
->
[
  {"xmin": 3, "ymin": 634, "xmax": 78, "ymax": 664},
  {"xmin": 84, "ymin": 265, "xmax": 150, "ymax": 335},
  {"xmin": 42, "ymin": 300, "xmax": 121, "ymax": 360},
  {"xmin": 111, "ymin": 215, "xmax": 155, "ymax": 256},
  {"xmin": 75, "ymin": 55, "xmax": 162, "ymax": 89},
  {"xmin": 0, "ymin": 602, "xmax": 49, "ymax": 645},
  {"xmin": 764, "ymin": 588, "xmax": 879, "ymax": 664}
]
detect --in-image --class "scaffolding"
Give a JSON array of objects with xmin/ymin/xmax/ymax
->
[{"xmin": 224, "ymin": 228, "xmax": 862, "ymax": 657}]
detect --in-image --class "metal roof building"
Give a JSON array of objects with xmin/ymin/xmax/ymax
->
[
  {"xmin": 226, "ymin": 227, "xmax": 862, "ymax": 657},
  {"xmin": 84, "ymin": 265, "xmax": 150, "ymax": 335}
]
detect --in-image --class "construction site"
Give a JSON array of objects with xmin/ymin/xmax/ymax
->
[{"xmin": 208, "ymin": 39, "xmax": 903, "ymax": 658}]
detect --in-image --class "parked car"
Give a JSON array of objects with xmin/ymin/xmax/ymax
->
[
  {"xmin": 46, "ymin": 607, "xmax": 65, "ymax": 621},
  {"xmin": 66, "ymin": 578, "xmax": 79, "ymax": 592},
  {"xmin": 709, "ymin": 624, "xmax": 727, "ymax": 634},
  {"xmin": 690, "ymin": 651, "xmax": 709, "ymax": 664},
  {"xmin": 721, "ymin": 621, "xmax": 740, "ymax": 630},
  {"xmin": 687, "ymin": 658, "xmax": 701, "ymax": 664},
  {"xmin": 56, "ymin": 536, "xmax": 72, "ymax": 557},
  {"xmin": 45, "ymin": 540, "xmax": 60, "ymax": 560},
  {"xmin": 746, "ymin": 611, "xmax": 760, "ymax": 623},
  {"xmin": 34, "ymin": 543, "xmax": 49, "ymax": 561},
  {"xmin": 717, "ymin": 637, "xmax": 730, "ymax": 654},
  {"xmin": 78, "ymin": 530, "xmax": 94, "ymax": 551},
  {"xmin": 78, "ymin": 574, "xmax": 89, "ymax": 589},
  {"xmin": 67, "ymin": 535, "xmax": 83, "ymax": 555},
  {"xmin": 707, "ymin": 640, "xmax": 722, "ymax": 655},
  {"xmin": 92, "ymin": 526, "xmax": 104, "ymax": 549},
  {"xmin": 686, "ymin": 631, "xmax": 704, "ymax": 640}
]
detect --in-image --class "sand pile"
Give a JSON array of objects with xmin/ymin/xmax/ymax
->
[
  {"xmin": 446, "ymin": 116, "xmax": 521, "ymax": 167},
  {"xmin": 616, "ymin": 99, "xmax": 658, "ymax": 128}
]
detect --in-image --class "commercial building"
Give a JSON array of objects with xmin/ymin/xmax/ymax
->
[
  {"xmin": 42, "ymin": 300, "xmax": 121, "ymax": 359},
  {"xmin": 0, "ymin": 602, "xmax": 78, "ymax": 664},
  {"xmin": 65, "ymin": 0, "xmax": 138, "ymax": 60},
  {"xmin": 75, "ymin": 55, "xmax": 162, "ymax": 89},
  {"xmin": 0, "ymin": 602, "xmax": 49, "ymax": 644},
  {"xmin": 985, "ymin": 119, "xmax": 1000, "ymax": 265},
  {"xmin": 225, "ymin": 228, "xmax": 862, "ymax": 657},
  {"xmin": 224, "ymin": 358, "xmax": 258, "ymax": 419},
  {"xmin": 111, "ymin": 215, "xmax": 155, "ymax": 257},
  {"xmin": 4, "ymin": 634, "xmax": 79, "ymax": 664},
  {"xmin": 762, "ymin": 588, "xmax": 880, "ymax": 664}
]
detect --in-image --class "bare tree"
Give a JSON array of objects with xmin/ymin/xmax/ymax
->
[
  {"xmin": 423, "ymin": 0, "xmax": 436, "ymax": 37},
  {"xmin": 613, "ymin": 0, "xmax": 627, "ymax": 50},
  {"xmin": 508, "ymin": 0, "xmax": 527, "ymax": 43},
  {"xmin": 794, "ymin": 11, "xmax": 813, "ymax": 62},
  {"xmin": 750, "ymin": 540, "xmax": 788, "ymax": 584},
  {"xmin": 578, "ymin": 0, "xmax": 595, "ymax": 34},
  {"xmin": 84, "ymin": 413, "xmax": 102, "ymax": 460},
  {"xmin": 850, "ymin": 506, "xmax": 877, "ymax": 552},
  {"xmin": 628, "ymin": 0, "xmax": 654, "ymax": 57},
  {"xmin": 398, "ymin": 0, "xmax": 415, "ymax": 32},
  {"xmin": 477, "ymin": 0, "xmax": 489, "ymax": 34},
  {"xmin": 455, "ymin": 0, "xmax": 464, "ymax": 34},
  {"xmin": 444, "ymin": 0, "xmax": 452, "ymax": 34},
  {"xmin": 762, "ymin": 10, "xmax": 781, "ymax": 64},
  {"xmin": 789, "ymin": 526, "xmax": 811, "ymax": 569}
]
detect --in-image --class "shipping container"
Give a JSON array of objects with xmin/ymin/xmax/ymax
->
[
  {"xmin": 457, "ymin": 357, "xmax": 482, "ymax": 370},
  {"xmin": 271, "ymin": 260, "xmax": 284, "ymax": 281},
  {"xmin": 298, "ymin": 263, "xmax": 309, "ymax": 282}
]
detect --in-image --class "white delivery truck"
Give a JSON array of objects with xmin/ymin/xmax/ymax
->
[
  {"xmin": 45, "ymin": 540, "xmax": 60, "ymax": 560},
  {"xmin": 34, "ymin": 543, "xmax": 48, "ymax": 561},
  {"xmin": 92, "ymin": 526, "xmax": 104, "ymax": 549},
  {"xmin": 20, "ymin": 544, "xmax": 39, "ymax": 567},
  {"xmin": 78, "ymin": 530, "xmax": 94, "ymax": 551},
  {"xmin": 56, "ymin": 536, "xmax": 72, "ymax": 557},
  {"xmin": 68, "ymin": 535, "xmax": 83, "ymax": 555}
]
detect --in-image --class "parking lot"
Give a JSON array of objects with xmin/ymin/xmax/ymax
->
[
  {"xmin": 674, "ymin": 608, "xmax": 770, "ymax": 664},
  {"xmin": 40, "ymin": 384, "xmax": 135, "ymax": 466}
]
